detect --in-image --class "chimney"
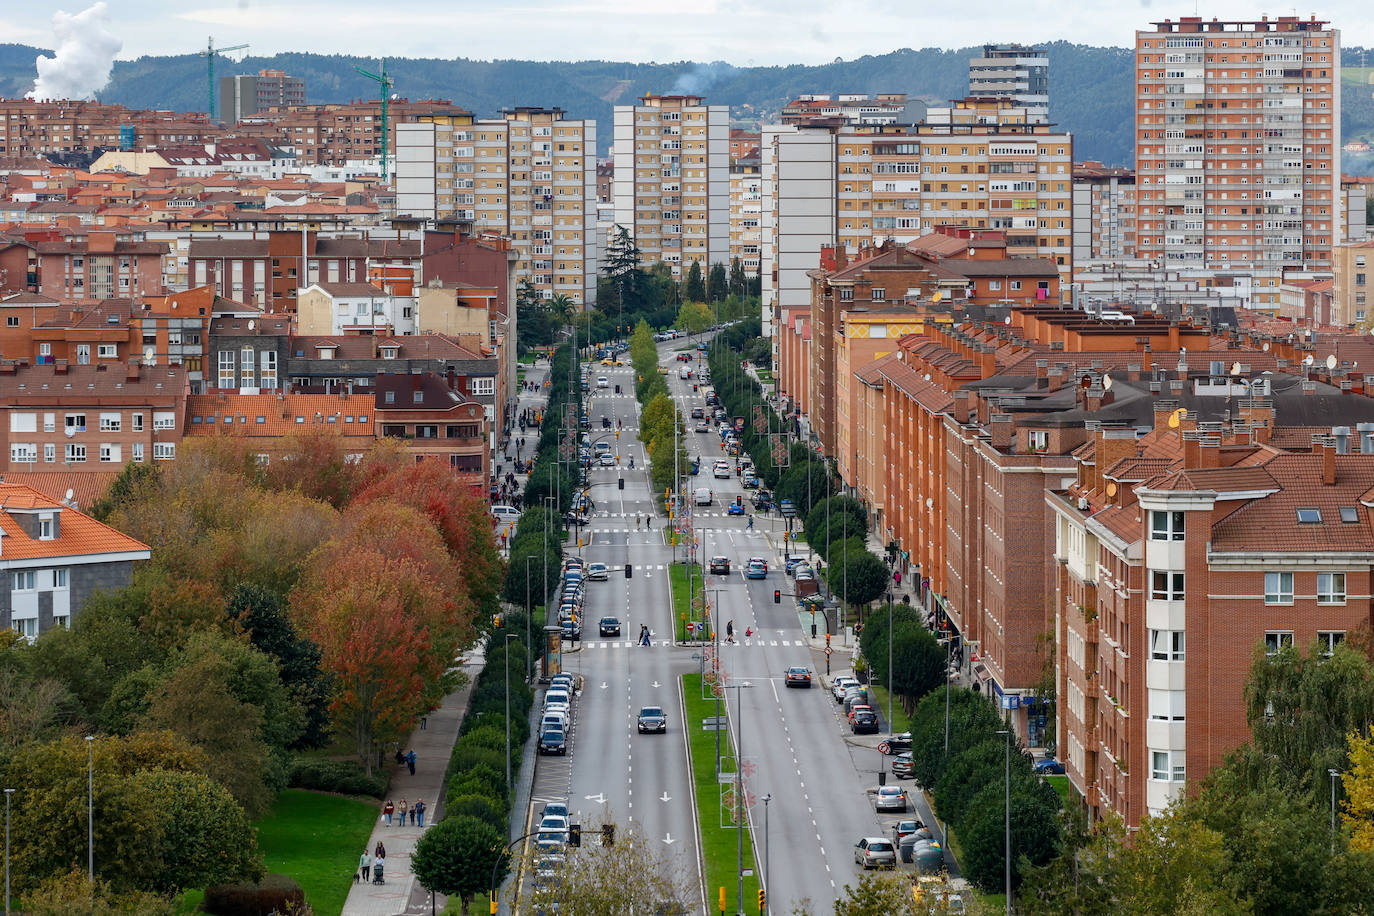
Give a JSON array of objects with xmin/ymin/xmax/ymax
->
[
  {"xmin": 1358, "ymin": 422, "xmax": 1374, "ymax": 454},
  {"xmin": 979, "ymin": 344, "xmax": 996, "ymax": 380},
  {"xmin": 1199, "ymin": 435, "xmax": 1220, "ymax": 469},
  {"xmin": 989, "ymin": 413, "xmax": 1013, "ymax": 451},
  {"xmin": 53, "ymin": 359, "xmax": 68, "ymax": 375},
  {"xmin": 1321, "ymin": 437, "xmax": 1337, "ymax": 486},
  {"xmin": 1333, "ymin": 426, "xmax": 1351, "ymax": 454},
  {"xmin": 952, "ymin": 389, "xmax": 971, "ymax": 424},
  {"xmin": 1182, "ymin": 431, "xmax": 1202, "ymax": 469}
]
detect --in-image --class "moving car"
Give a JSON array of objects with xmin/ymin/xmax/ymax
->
[
  {"xmin": 597, "ymin": 376, "xmax": 610, "ymax": 388},
  {"xmin": 726, "ymin": 503, "xmax": 746, "ymax": 516},
  {"xmin": 709, "ymin": 556, "xmax": 731, "ymax": 575},
  {"xmin": 713, "ymin": 459, "xmax": 731, "ymax": 479},
  {"xmin": 851, "ymin": 709, "xmax": 880, "ymax": 734},
  {"xmin": 490, "ymin": 505, "xmax": 521, "ymax": 525},
  {"xmin": 538, "ymin": 728, "xmax": 567, "ymax": 755},
  {"xmin": 877, "ymin": 733, "xmax": 913, "ymax": 756},
  {"xmin": 679, "ymin": 366, "xmax": 692, "ymax": 379},
  {"xmin": 854, "ymin": 837, "xmax": 896, "ymax": 870},
  {"xmin": 690, "ymin": 407, "xmax": 705, "ymax": 419},
  {"xmin": 695, "ymin": 421, "xmax": 710, "ymax": 433},
  {"xmin": 874, "ymin": 786, "xmax": 909, "ymax": 812},
  {"xmin": 676, "ymin": 352, "xmax": 693, "ymax": 362},
  {"xmin": 597, "ymin": 453, "xmax": 616, "ymax": 466},
  {"xmin": 694, "ymin": 487, "xmax": 712, "ymax": 506},
  {"xmin": 586, "ymin": 562, "xmax": 609, "ymax": 581},
  {"xmin": 891, "ymin": 753, "xmax": 916, "ymax": 779},
  {"xmin": 637, "ymin": 706, "xmax": 667, "ymax": 734},
  {"xmin": 598, "ymin": 616, "xmax": 622, "ymax": 637},
  {"xmin": 745, "ymin": 557, "xmax": 768, "ymax": 579},
  {"xmin": 784, "ymin": 666, "xmax": 813, "ymax": 688}
]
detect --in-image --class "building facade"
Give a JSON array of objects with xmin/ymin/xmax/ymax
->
[
  {"xmin": 968, "ymin": 45, "xmax": 1051, "ymax": 122},
  {"xmin": 612, "ymin": 95, "xmax": 730, "ymax": 276},
  {"xmin": 1072, "ymin": 162, "xmax": 1138, "ymax": 266}
]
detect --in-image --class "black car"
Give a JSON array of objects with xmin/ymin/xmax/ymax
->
[
  {"xmin": 560, "ymin": 619, "xmax": 581, "ymax": 642},
  {"xmin": 877, "ymin": 732, "xmax": 913, "ymax": 755},
  {"xmin": 599, "ymin": 616, "xmax": 622, "ymax": 637},
  {"xmin": 539, "ymin": 728, "xmax": 567, "ymax": 755},
  {"xmin": 637, "ymin": 706, "xmax": 667, "ymax": 734},
  {"xmin": 690, "ymin": 407, "xmax": 705, "ymax": 419},
  {"xmin": 850, "ymin": 710, "xmax": 880, "ymax": 734},
  {"xmin": 709, "ymin": 556, "xmax": 731, "ymax": 575},
  {"xmin": 752, "ymin": 490, "xmax": 774, "ymax": 511}
]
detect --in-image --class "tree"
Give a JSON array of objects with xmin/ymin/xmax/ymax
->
[
  {"xmin": 803, "ymin": 497, "xmax": 868, "ymax": 562},
  {"xmin": 834, "ymin": 871, "xmax": 931, "ymax": 916},
  {"xmin": 959, "ymin": 775, "xmax": 1060, "ymax": 893},
  {"xmin": 127, "ymin": 768, "xmax": 262, "ymax": 893},
  {"xmin": 227, "ymin": 583, "xmax": 329, "ymax": 749},
  {"xmin": 21, "ymin": 870, "xmax": 178, "ymax": 916},
  {"xmin": 1344, "ymin": 724, "xmax": 1374, "ymax": 851},
  {"xmin": 516, "ymin": 818, "xmax": 691, "ymax": 916},
  {"xmin": 675, "ymin": 299, "xmax": 712, "ymax": 336},
  {"xmin": 412, "ymin": 815, "xmax": 508, "ymax": 915},
  {"xmin": 827, "ymin": 543, "xmax": 889, "ymax": 612},
  {"xmin": 889, "ymin": 624, "xmax": 949, "ymax": 707},
  {"xmin": 708, "ymin": 261, "xmax": 727, "ymax": 301},
  {"xmin": 89, "ymin": 460, "xmax": 161, "ymax": 522},
  {"xmin": 604, "ymin": 225, "xmax": 640, "ymax": 304},
  {"xmin": 775, "ymin": 456, "xmax": 834, "ymax": 517},
  {"xmin": 683, "ymin": 261, "xmax": 707, "ymax": 302},
  {"xmin": 908, "ymin": 687, "xmax": 1006, "ymax": 789},
  {"xmin": 728, "ymin": 257, "xmax": 747, "ymax": 298}
]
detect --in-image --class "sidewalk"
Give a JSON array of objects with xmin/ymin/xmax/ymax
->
[{"xmin": 340, "ymin": 646, "xmax": 487, "ymax": 916}]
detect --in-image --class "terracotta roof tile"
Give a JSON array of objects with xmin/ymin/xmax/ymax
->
[
  {"xmin": 0, "ymin": 483, "xmax": 148, "ymax": 560},
  {"xmin": 1211, "ymin": 455, "xmax": 1374, "ymax": 551},
  {"xmin": 185, "ymin": 393, "xmax": 376, "ymax": 439},
  {"xmin": 0, "ymin": 471, "xmax": 118, "ymax": 513}
]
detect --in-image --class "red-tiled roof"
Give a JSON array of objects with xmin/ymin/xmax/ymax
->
[
  {"xmin": 0, "ymin": 471, "xmax": 118, "ymax": 513},
  {"xmin": 185, "ymin": 393, "xmax": 376, "ymax": 438},
  {"xmin": 0, "ymin": 483, "xmax": 149, "ymax": 559},
  {"xmin": 1211, "ymin": 455, "xmax": 1374, "ymax": 551}
]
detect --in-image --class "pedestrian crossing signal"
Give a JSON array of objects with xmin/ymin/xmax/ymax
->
[{"xmin": 570, "ymin": 823, "xmax": 582, "ymax": 847}]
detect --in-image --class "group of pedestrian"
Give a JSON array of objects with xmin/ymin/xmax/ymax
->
[
  {"xmin": 638, "ymin": 624, "xmax": 651, "ymax": 646},
  {"xmin": 380, "ymin": 796, "xmax": 427, "ymax": 828},
  {"xmin": 359, "ymin": 841, "xmax": 386, "ymax": 884}
]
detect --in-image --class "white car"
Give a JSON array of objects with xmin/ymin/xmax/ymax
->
[
  {"xmin": 679, "ymin": 366, "xmax": 692, "ymax": 379},
  {"xmin": 586, "ymin": 562, "xmax": 609, "ymax": 581},
  {"xmin": 597, "ymin": 376, "xmax": 610, "ymax": 388},
  {"xmin": 694, "ymin": 487, "xmax": 712, "ymax": 506},
  {"xmin": 713, "ymin": 460, "xmax": 731, "ymax": 479}
]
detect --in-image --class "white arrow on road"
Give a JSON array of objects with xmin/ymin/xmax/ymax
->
[
  {"xmin": 600, "ymin": 682, "xmax": 608, "ymax": 689},
  {"xmin": 660, "ymin": 792, "xmax": 672, "ymax": 802},
  {"xmin": 662, "ymin": 833, "xmax": 676, "ymax": 845},
  {"xmin": 652, "ymin": 680, "xmax": 662, "ymax": 689},
  {"xmin": 585, "ymin": 793, "xmax": 606, "ymax": 804}
]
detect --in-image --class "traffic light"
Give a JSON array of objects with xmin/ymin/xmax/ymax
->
[
  {"xmin": 493, "ymin": 614, "xmax": 503, "ymax": 628},
  {"xmin": 615, "ymin": 429, "xmax": 620, "ymax": 439},
  {"xmin": 625, "ymin": 564, "xmax": 633, "ymax": 579},
  {"xmin": 773, "ymin": 589, "xmax": 780, "ymax": 604},
  {"xmin": 758, "ymin": 888, "xmax": 766, "ymax": 912},
  {"xmin": 569, "ymin": 823, "xmax": 582, "ymax": 847},
  {"xmin": 826, "ymin": 633, "xmax": 831, "ymax": 647}
]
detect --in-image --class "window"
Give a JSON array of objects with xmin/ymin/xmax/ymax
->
[
  {"xmin": 871, "ymin": 288, "xmax": 885, "ymax": 300},
  {"xmin": 1340, "ymin": 506, "xmax": 1359, "ymax": 523},
  {"xmin": 64, "ymin": 444, "xmax": 86, "ymax": 463},
  {"xmin": 75, "ymin": 344, "xmax": 90, "ymax": 365},
  {"xmin": 1150, "ymin": 570, "xmax": 1185, "ymax": 601},
  {"xmin": 43, "ymin": 413, "xmax": 54, "ymax": 433},
  {"xmin": 1149, "ymin": 689, "xmax": 1186, "ymax": 721},
  {"xmin": 152, "ymin": 412, "xmax": 175, "ymax": 430},
  {"xmin": 240, "ymin": 347, "xmax": 255, "ymax": 387},
  {"xmin": 97, "ymin": 343, "xmax": 117, "ymax": 358},
  {"xmin": 153, "ymin": 442, "xmax": 176, "ymax": 461},
  {"xmin": 471, "ymin": 377, "xmax": 495, "ymax": 396},
  {"xmin": 838, "ymin": 288, "xmax": 854, "ymax": 301},
  {"xmin": 131, "ymin": 413, "xmax": 143, "ymax": 432},
  {"xmin": 98, "ymin": 444, "xmax": 121, "ymax": 463},
  {"xmin": 99, "ymin": 412, "xmax": 121, "ymax": 432},
  {"xmin": 1150, "ymin": 510, "xmax": 1185, "ymax": 541},
  {"xmin": 10, "ymin": 571, "xmax": 34, "ymax": 591},
  {"xmin": 65, "ymin": 413, "xmax": 86, "ymax": 432},
  {"xmin": 9, "ymin": 443, "xmax": 36, "ymax": 463},
  {"xmin": 52, "ymin": 568, "xmax": 67, "ymax": 589},
  {"xmin": 218, "ymin": 350, "xmax": 235, "ymax": 388},
  {"xmin": 260, "ymin": 351, "xmax": 277, "ymax": 389},
  {"xmin": 1265, "ymin": 631, "xmax": 1294, "ymax": 655},
  {"xmin": 10, "ymin": 618, "xmax": 35, "ymax": 640},
  {"xmin": 1026, "ymin": 430, "xmax": 1049, "ymax": 452},
  {"xmin": 8, "ymin": 413, "xmax": 36, "ymax": 434},
  {"xmin": 131, "ymin": 442, "xmax": 144, "ymax": 462},
  {"xmin": 1150, "ymin": 629, "xmax": 1185, "ymax": 661},
  {"xmin": 1317, "ymin": 572, "xmax": 1346, "ymax": 604},
  {"xmin": 37, "ymin": 516, "xmax": 52, "ymax": 540},
  {"xmin": 1151, "ymin": 750, "xmax": 1185, "ymax": 782},
  {"xmin": 42, "ymin": 443, "xmax": 54, "ymax": 463},
  {"xmin": 51, "ymin": 614, "xmax": 68, "ymax": 629},
  {"xmin": 1296, "ymin": 507, "xmax": 1322, "ymax": 524},
  {"xmin": 4, "ymin": 316, "xmax": 16, "ymax": 327},
  {"xmin": 1265, "ymin": 571, "xmax": 1294, "ymax": 604}
]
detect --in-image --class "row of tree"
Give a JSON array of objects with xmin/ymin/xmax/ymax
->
[{"xmin": 628, "ymin": 321, "xmax": 690, "ymax": 500}]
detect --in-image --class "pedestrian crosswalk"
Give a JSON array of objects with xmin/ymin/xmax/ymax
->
[{"xmin": 577, "ymin": 639, "xmax": 809, "ymax": 650}]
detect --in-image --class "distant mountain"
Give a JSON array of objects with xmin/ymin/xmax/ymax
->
[{"xmin": 0, "ymin": 42, "xmax": 1371, "ymax": 171}]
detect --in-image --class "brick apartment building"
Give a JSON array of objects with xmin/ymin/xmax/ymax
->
[
  {"xmin": 373, "ymin": 372, "xmax": 489, "ymax": 484},
  {"xmin": 35, "ymin": 232, "xmax": 166, "ymax": 302}
]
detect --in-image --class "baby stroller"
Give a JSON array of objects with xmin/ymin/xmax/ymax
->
[{"xmin": 372, "ymin": 861, "xmax": 384, "ymax": 885}]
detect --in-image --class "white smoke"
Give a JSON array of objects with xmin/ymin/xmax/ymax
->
[
  {"xmin": 670, "ymin": 61, "xmax": 737, "ymax": 96},
  {"xmin": 27, "ymin": 3, "xmax": 122, "ymax": 101}
]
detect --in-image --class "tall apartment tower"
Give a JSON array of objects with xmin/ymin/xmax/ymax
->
[
  {"xmin": 612, "ymin": 95, "xmax": 729, "ymax": 277},
  {"xmin": 395, "ymin": 108, "xmax": 598, "ymax": 305},
  {"xmin": 218, "ymin": 70, "xmax": 306, "ymax": 122},
  {"xmin": 1134, "ymin": 16, "xmax": 1341, "ymax": 305},
  {"xmin": 969, "ymin": 45, "xmax": 1050, "ymax": 122}
]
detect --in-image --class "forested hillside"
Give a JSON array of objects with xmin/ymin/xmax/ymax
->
[{"xmin": 0, "ymin": 42, "xmax": 1371, "ymax": 168}]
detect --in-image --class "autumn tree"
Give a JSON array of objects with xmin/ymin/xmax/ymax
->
[
  {"xmin": 515, "ymin": 818, "xmax": 691, "ymax": 916},
  {"xmin": 1344, "ymin": 724, "xmax": 1374, "ymax": 851}
]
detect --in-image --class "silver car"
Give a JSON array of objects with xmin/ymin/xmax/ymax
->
[
  {"xmin": 874, "ymin": 785, "xmax": 908, "ymax": 812},
  {"xmin": 854, "ymin": 837, "xmax": 896, "ymax": 869}
]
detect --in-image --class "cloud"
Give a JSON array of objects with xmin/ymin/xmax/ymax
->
[{"xmin": 28, "ymin": 3, "xmax": 122, "ymax": 101}]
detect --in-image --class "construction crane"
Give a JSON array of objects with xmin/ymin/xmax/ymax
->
[
  {"xmin": 354, "ymin": 60, "xmax": 395, "ymax": 181},
  {"xmin": 201, "ymin": 37, "xmax": 249, "ymax": 120}
]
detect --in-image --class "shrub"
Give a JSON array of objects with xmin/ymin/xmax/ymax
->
[
  {"xmin": 446, "ymin": 743, "xmax": 506, "ymax": 777},
  {"xmin": 446, "ymin": 793, "xmax": 507, "ymax": 830},
  {"xmin": 288, "ymin": 757, "xmax": 388, "ymax": 798},
  {"xmin": 203, "ymin": 874, "xmax": 307, "ymax": 916}
]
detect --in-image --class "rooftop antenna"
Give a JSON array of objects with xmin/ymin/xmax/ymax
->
[{"xmin": 200, "ymin": 37, "xmax": 250, "ymax": 120}]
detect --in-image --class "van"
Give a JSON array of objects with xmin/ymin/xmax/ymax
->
[
  {"xmin": 541, "ymin": 711, "xmax": 569, "ymax": 732},
  {"xmin": 491, "ymin": 505, "xmax": 520, "ymax": 524},
  {"xmin": 694, "ymin": 487, "xmax": 712, "ymax": 506}
]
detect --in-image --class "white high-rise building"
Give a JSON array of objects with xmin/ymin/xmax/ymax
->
[
  {"xmin": 612, "ymin": 95, "xmax": 729, "ymax": 277},
  {"xmin": 968, "ymin": 44, "xmax": 1050, "ymax": 123}
]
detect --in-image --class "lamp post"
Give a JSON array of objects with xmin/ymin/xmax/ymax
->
[
  {"xmin": 762, "ymin": 793, "xmax": 771, "ymax": 915},
  {"xmin": 503, "ymin": 632, "xmax": 519, "ymax": 793},
  {"xmin": 724, "ymin": 682, "xmax": 754, "ymax": 916},
  {"xmin": 525, "ymin": 555, "xmax": 538, "ymax": 680},
  {"xmin": 4, "ymin": 787, "xmax": 12, "ymax": 915},
  {"xmin": 886, "ymin": 590, "xmax": 893, "ymax": 737},
  {"xmin": 996, "ymin": 729, "xmax": 1011, "ymax": 916},
  {"xmin": 85, "ymin": 734, "xmax": 94, "ymax": 882},
  {"xmin": 1329, "ymin": 767, "xmax": 1340, "ymax": 854}
]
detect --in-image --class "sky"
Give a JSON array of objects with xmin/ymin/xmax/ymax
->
[{"xmin": 4, "ymin": 0, "xmax": 1372, "ymax": 65}]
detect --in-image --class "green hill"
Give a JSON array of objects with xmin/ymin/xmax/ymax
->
[{"xmin": 0, "ymin": 42, "xmax": 1370, "ymax": 170}]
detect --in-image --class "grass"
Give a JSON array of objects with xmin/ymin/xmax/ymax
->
[
  {"xmin": 754, "ymin": 368, "xmax": 773, "ymax": 384},
  {"xmin": 682, "ymin": 673, "xmax": 761, "ymax": 914},
  {"xmin": 669, "ymin": 562, "xmax": 709, "ymax": 642},
  {"xmin": 1044, "ymin": 774, "xmax": 1071, "ymax": 806},
  {"xmin": 256, "ymin": 790, "xmax": 381, "ymax": 916},
  {"xmin": 863, "ymin": 682, "xmax": 913, "ymax": 735}
]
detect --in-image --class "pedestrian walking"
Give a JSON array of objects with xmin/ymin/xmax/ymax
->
[
  {"xmin": 726, "ymin": 620, "xmax": 735, "ymax": 644},
  {"xmin": 359, "ymin": 850, "xmax": 372, "ymax": 882},
  {"xmin": 407, "ymin": 749, "xmax": 416, "ymax": 776},
  {"xmin": 375, "ymin": 841, "xmax": 386, "ymax": 859},
  {"xmin": 397, "ymin": 799, "xmax": 408, "ymax": 826},
  {"xmin": 645, "ymin": 515, "xmax": 651, "ymax": 529},
  {"xmin": 636, "ymin": 514, "xmax": 641, "ymax": 530},
  {"xmin": 382, "ymin": 799, "xmax": 394, "ymax": 826},
  {"xmin": 747, "ymin": 515, "xmax": 754, "ymax": 531},
  {"xmin": 415, "ymin": 798, "xmax": 426, "ymax": 827}
]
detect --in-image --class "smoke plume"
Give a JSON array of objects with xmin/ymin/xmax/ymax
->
[
  {"xmin": 28, "ymin": 3, "xmax": 122, "ymax": 101},
  {"xmin": 670, "ymin": 61, "xmax": 737, "ymax": 96}
]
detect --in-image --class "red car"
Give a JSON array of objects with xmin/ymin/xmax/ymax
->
[{"xmin": 676, "ymin": 352, "xmax": 693, "ymax": 362}]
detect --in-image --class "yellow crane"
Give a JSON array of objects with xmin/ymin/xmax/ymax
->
[{"xmin": 201, "ymin": 37, "xmax": 249, "ymax": 120}]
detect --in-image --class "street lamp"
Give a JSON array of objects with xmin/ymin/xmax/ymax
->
[
  {"xmin": 996, "ymin": 729, "xmax": 1011, "ymax": 916},
  {"xmin": 885, "ymin": 591, "xmax": 893, "ymax": 737},
  {"xmin": 525, "ymin": 555, "xmax": 538, "ymax": 680},
  {"xmin": 85, "ymin": 735, "xmax": 94, "ymax": 882},
  {"xmin": 4, "ymin": 787, "xmax": 12, "ymax": 915},
  {"xmin": 724, "ymin": 682, "xmax": 754, "ymax": 916},
  {"xmin": 503, "ymin": 632, "xmax": 519, "ymax": 793},
  {"xmin": 762, "ymin": 793, "xmax": 771, "ymax": 915},
  {"xmin": 1329, "ymin": 767, "xmax": 1341, "ymax": 854}
]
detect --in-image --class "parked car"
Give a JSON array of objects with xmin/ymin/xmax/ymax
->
[
  {"xmin": 784, "ymin": 666, "xmax": 813, "ymax": 688},
  {"xmin": 785, "ymin": 555, "xmax": 808, "ymax": 576},
  {"xmin": 891, "ymin": 752, "xmax": 916, "ymax": 779},
  {"xmin": 540, "ymin": 801, "xmax": 569, "ymax": 821},
  {"xmin": 586, "ymin": 562, "xmax": 609, "ymax": 581},
  {"xmin": 742, "ymin": 475, "xmax": 760, "ymax": 489},
  {"xmin": 599, "ymin": 616, "xmax": 622, "ymax": 637},
  {"xmin": 851, "ymin": 709, "xmax": 879, "ymax": 734},
  {"xmin": 560, "ymin": 618, "xmax": 581, "ymax": 642},
  {"xmin": 709, "ymin": 556, "xmax": 731, "ymax": 575},
  {"xmin": 874, "ymin": 786, "xmax": 909, "ymax": 812},
  {"xmin": 854, "ymin": 837, "xmax": 896, "ymax": 870},
  {"xmin": 538, "ymin": 728, "xmax": 567, "ymax": 755},
  {"xmin": 831, "ymin": 676, "xmax": 859, "ymax": 703},
  {"xmin": 891, "ymin": 819, "xmax": 924, "ymax": 846},
  {"xmin": 878, "ymin": 733, "xmax": 913, "ymax": 755},
  {"xmin": 1034, "ymin": 757, "xmax": 1066, "ymax": 775},
  {"xmin": 540, "ymin": 711, "xmax": 569, "ymax": 733},
  {"xmin": 637, "ymin": 706, "xmax": 667, "ymax": 734},
  {"xmin": 752, "ymin": 490, "xmax": 774, "ymax": 511}
]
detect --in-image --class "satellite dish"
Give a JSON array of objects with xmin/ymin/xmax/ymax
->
[
  {"xmin": 64, "ymin": 488, "xmax": 74, "ymax": 501},
  {"xmin": 1326, "ymin": 354, "xmax": 1337, "ymax": 371},
  {"xmin": 1103, "ymin": 374, "xmax": 1113, "ymax": 390},
  {"xmin": 925, "ymin": 498, "xmax": 934, "ymax": 509},
  {"xmin": 1004, "ymin": 316, "xmax": 1012, "ymax": 325},
  {"xmin": 1168, "ymin": 407, "xmax": 1187, "ymax": 429},
  {"xmin": 144, "ymin": 346, "xmax": 155, "ymax": 363},
  {"xmin": 64, "ymin": 427, "xmax": 74, "ymax": 438},
  {"xmin": 1263, "ymin": 342, "xmax": 1271, "ymax": 351},
  {"xmin": 248, "ymin": 319, "xmax": 256, "ymax": 330},
  {"xmin": 1303, "ymin": 354, "xmax": 1315, "ymax": 366}
]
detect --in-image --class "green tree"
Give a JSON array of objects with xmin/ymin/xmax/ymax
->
[
  {"xmin": 707, "ymin": 261, "xmax": 727, "ymax": 301},
  {"xmin": 412, "ymin": 815, "xmax": 509, "ymax": 915},
  {"xmin": 827, "ymin": 543, "xmax": 889, "ymax": 612},
  {"xmin": 675, "ymin": 299, "xmax": 712, "ymax": 336},
  {"xmin": 959, "ymin": 774, "xmax": 1060, "ymax": 893},
  {"xmin": 775, "ymin": 455, "xmax": 834, "ymax": 517},
  {"xmin": 128, "ymin": 768, "xmax": 262, "ymax": 893},
  {"xmin": 834, "ymin": 870, "xmax": 927, "ymax": 916},
  {"xmin": 803, "ymin": 497, "xmax": 867, "ymax": 562},
  {"xmin": 227, "ymin": 583, "xmax": 329, "ymax": 749},
  {"xmin": 728, "ymin": 258, "xmax": 747, "ymax": 298},
  {"xmin": 89, "ymin": 460, "xmax": 161, "ymax": 522},
  {"xmin": 683, "ymin": 261, "xmax": 707, "ymax": 302},
  {"xmin": 908, "ymin": 687, "xmax": 1006, "ymax": 789},
  {"xmin": 516, "ymin": 819, "xmax": 691, "ymax": 916},
  {"xmin": 21, "ymin": 870, "xmax": 178, "ymax": 916}
]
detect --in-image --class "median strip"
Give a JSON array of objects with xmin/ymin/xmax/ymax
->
[
  {"xmin": 682, "ymin": 673, "xmax": 761, "ymax": 915},
  {"xmin": 669, "ymin": 562, "xmax": 709, "ymax": 643}
]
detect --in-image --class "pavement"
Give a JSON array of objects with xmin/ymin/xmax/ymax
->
[{"xmin": 339, "ymin": 646, "xmax": 487, "ymax": 916}]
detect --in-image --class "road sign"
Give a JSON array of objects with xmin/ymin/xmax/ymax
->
[
  {"xmin": 701, "ymin": 721, "xmax": 728, "ymax": 731},
  {"xmin": 824, "ymin": 646, "xmax": 833, "ymax": 657}
]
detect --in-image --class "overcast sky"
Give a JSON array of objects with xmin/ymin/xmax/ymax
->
[{"xmin": 6, "ymin": 1, "xmax": 1372, "ymax": 64}]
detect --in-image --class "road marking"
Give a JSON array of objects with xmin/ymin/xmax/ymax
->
[
  {"xmin": 585, "ymin": 793, "xmax": 606, "ymax": 803},
  {"xmin": 663, "ymin": 833, "xmax": 676, "ymax": 845},
  {"xmin": 660, "ymin": 792, "xmax": 672, "ymax": 802}
]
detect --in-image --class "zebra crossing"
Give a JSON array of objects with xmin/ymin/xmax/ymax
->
[{"xmin": 577, "ymin": 638, "xmax": 810, "ymax": 651}]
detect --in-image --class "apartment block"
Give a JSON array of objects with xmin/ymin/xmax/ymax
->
[
  {"xmin": 1333, "ymin": 238, "xmax": 1374, "ymax": 326},
  {"xmin": 220, "ymin": 70, "xmax": 307, "ymax": 123},
  {"xmin": 1072, "ymin": 162, "xmax": 1137, "ymax": 265},
  {"xmin": 780, "ymin": 94, "xmax": 913, "ymax": 126},
  {"xmin": 729, "ymin": 164, "xmax": 762, "ymax": 275},
  {"xmin": 1133, "ymin": 16, "xmax": 1341, "ymax": 307},
  {"xmin": 612, "ymin": 95, "xmax": 730, "ymax": 277},
  {"xmin": 35, "ymin": 232, "xmax": 166, "ymax": 303},
  {"xmin": 969, "ymin": 44, "xmax": 1050, "ymax": 122},
  {"xmin": 396, "ymin": 108, "xmax": 598, "ymax": 304}
]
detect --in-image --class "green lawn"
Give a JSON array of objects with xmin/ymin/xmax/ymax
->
[
  {"xmin": 863, "ymin": 682, "xmax": 913, "ymax": 735},
  {"xmin": 256, "ymin": 790, "xmax": 380, "ymax": 916},
  {"xmin": 754, "ymin": 368, "xmax": 773, "ymax": 384},
  {"xmin": 669, "ymin": 562, "xmax": 709, "ymax": 642},
  {"xmin": 1044, "ymin": 774, "xmax": 1071, "ymax": 806},
  {"xmin": 682, "ymin": 674, "xmax": 761, "ymax": 914}
]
